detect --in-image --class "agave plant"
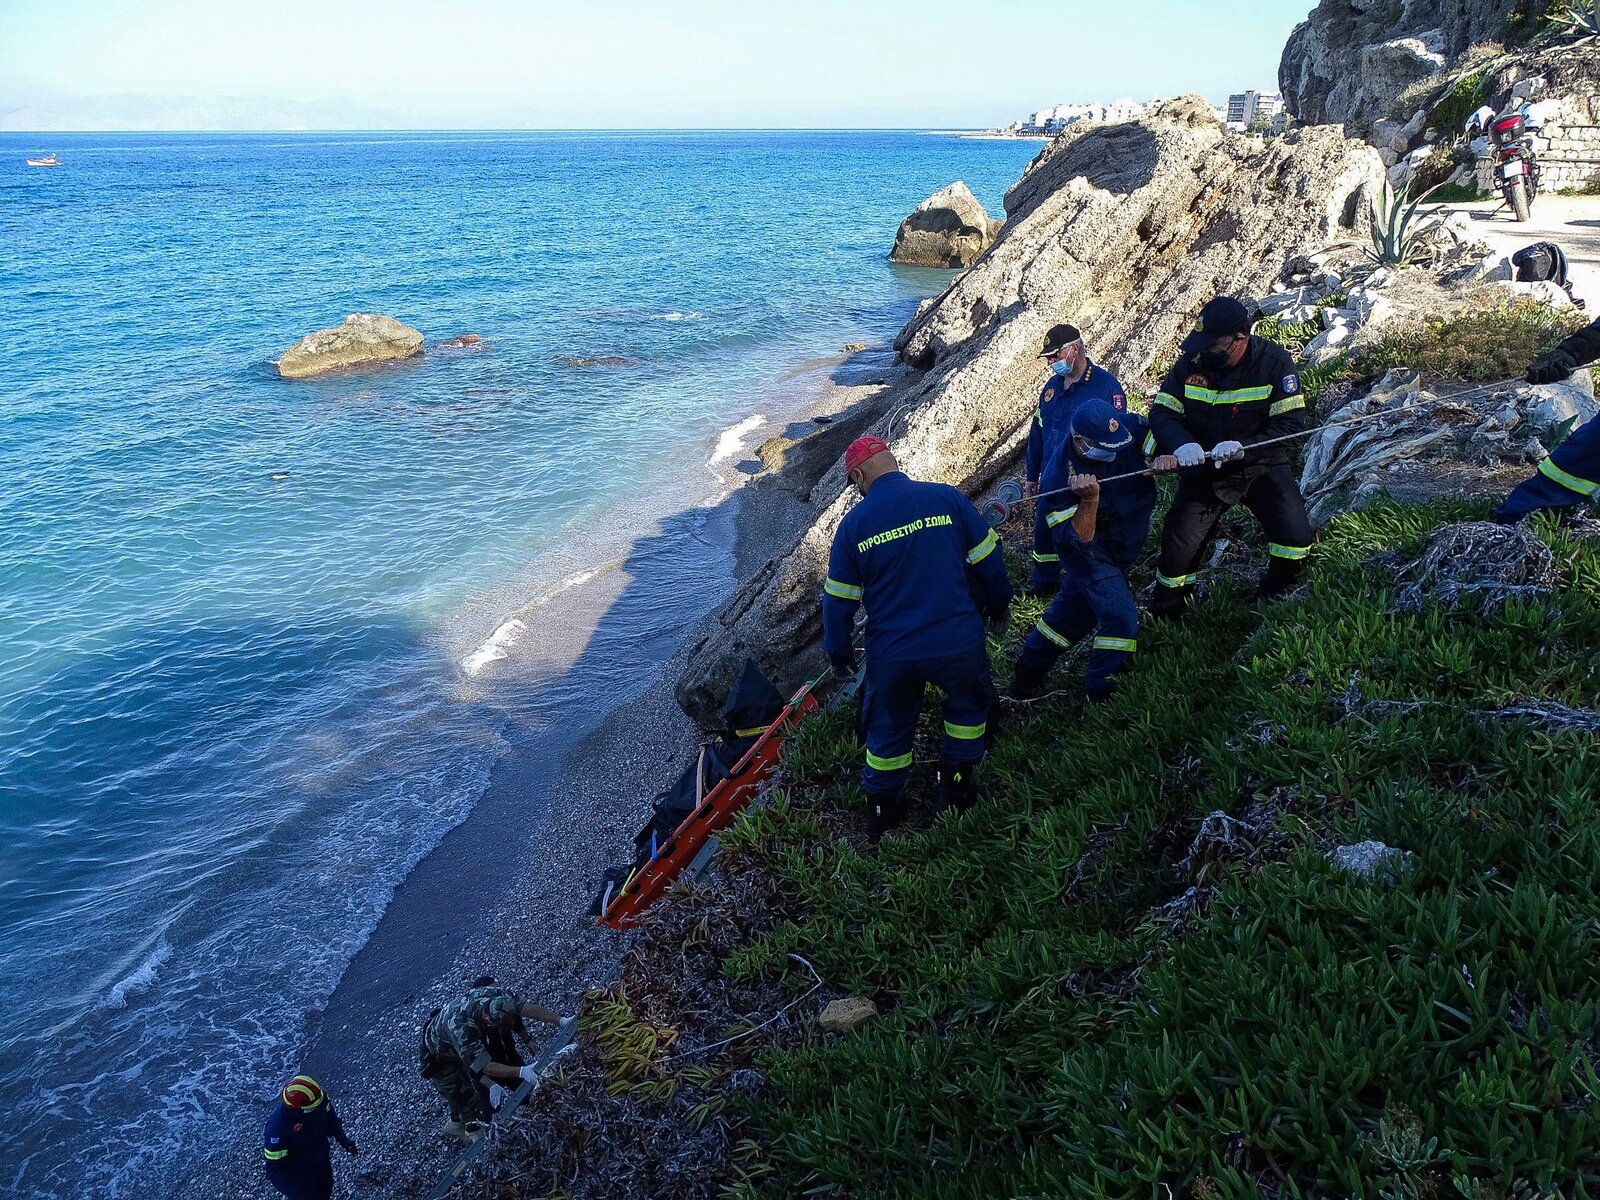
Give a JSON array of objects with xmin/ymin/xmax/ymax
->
[
  {"xmin": 1545, "ymin": 0, "xmax": 1600, "ymax": 37},
  {"xmin": 1367, "ymin": 178, "xmax": 1446, "ymax": 267}
]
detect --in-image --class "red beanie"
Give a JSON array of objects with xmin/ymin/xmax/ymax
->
[{"xmin": 844, "ymin": 435, "xmax": 889, "ymax": 475}]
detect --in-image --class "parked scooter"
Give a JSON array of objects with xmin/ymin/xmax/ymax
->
[{"xmin": 1467, "ymin": 100, "xmax": 1545, "ymax": 222}]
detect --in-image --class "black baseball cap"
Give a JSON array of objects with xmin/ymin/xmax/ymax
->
[
  {"xmin": 1179, "ymin": 297, "xmax": 1253, "ymax": 354},
  {"xmin": 1037, "ymin": 323, "xmax": 1082, "ymax": 358}
]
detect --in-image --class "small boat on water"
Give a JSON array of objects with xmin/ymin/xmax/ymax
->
[{"xmin": 25, "ymin": 154, "xmax": 62, "ymax": 167}]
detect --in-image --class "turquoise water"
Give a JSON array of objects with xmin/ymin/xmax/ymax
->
[{"xmin": 0, "ymin": 131, "xmax": 1038, "ymax": 1196}]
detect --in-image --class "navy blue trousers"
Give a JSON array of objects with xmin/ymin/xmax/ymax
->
[
  {"xmin": 1029, "ymin": 503, "xmax": 1061, "ymax": 593},
  {"xmin": 1019, "ymin": 552, "xmax": 1138, "ymax": 696},
  {"xmin": 860, "ymin": 644, "xmax": 993, "ymax": 798},
  {"xmin": 1496, "ymin": 413, "xmax": 1600, "ymax": 521},
  {"xmin": 266, "ymin": 1160, "xmax": 333, "ymax": 1200}
]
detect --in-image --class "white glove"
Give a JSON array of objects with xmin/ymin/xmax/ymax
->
[
  {"xmin": 1174, "ymin": 442, "xmax": 1206, "ymax": 469},
  {"xmin": 517, "ymin": 1064, "xmax": 540, "ymax": 1082},
  {"xmin": 488, "ymin": 1083, "xmax": 507, "ymax": 1108},
  {"xmin": 1211, "ymin": 440, "xmax": 1245, "ymax": 464}
]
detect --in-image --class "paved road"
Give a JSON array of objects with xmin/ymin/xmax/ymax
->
[{"xmin": 1443, "ymin": 195, "xmax": 1600, "ymax": 309}]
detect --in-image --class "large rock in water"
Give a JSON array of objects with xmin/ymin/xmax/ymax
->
[
  {"xmin": 276, "ymin": 314, "xmax": 425, "ymax": 379},
  {"xmin": 674, "ymin": 97, "xmax": 1383, "ymax": 725},
  {"xmin": 888, "ymin": 181, "xmax": 1003, "ymax": 268},
  {"xmin": 1279, "ymin": 0, "xmax": 1553, "ymax": 136}
]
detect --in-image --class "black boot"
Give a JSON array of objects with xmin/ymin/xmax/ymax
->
[
  {"xmin": 866, "ymin": 790, "xmax": 907, "ymax": 845},
  {"xmin": 1148, "ymin": 583, "xmax": 1193, "ymax": 622},
  {"xmin": 934, "ymin": 760, "xmax": 979, "ymax": 816},
  {"xmin": 1257, "ymin": 557, "xmax": 1304, "ymax": 600},
  {"xmin": 1006, "ymin": 658, "xmax": 1050, "ymax": 701}
]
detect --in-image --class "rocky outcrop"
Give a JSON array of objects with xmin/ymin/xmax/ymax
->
[
  {"xmin": 1278, "ymin": 0, "xmax": 1553, "ymax": 136},
  {"xmin": 674, "ymin": 97, "xmax": 1383, "ymax": 725},
  {"xmin": 1300, "ymin": 367, "xmax": 1595, "ymax": 525},
  {"xmin": 276, "ymin": 314, "xmax": 424, "ymax": 379},
  {"xmin": 888, "ymin": 181, "xmax": 1004, "ymax": 268}
]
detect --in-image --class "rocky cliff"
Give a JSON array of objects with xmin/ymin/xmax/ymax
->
[
  {"xmin": 674, "ymin": 97, "xmax": 1384, "ymax": 725},
  {"xmin": 1279, "ymin": 0, "xmax": 1554, "ymax": 136}
]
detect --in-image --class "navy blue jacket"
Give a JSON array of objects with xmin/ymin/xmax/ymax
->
[
  {"xmin": 823, "ymin": 472, "xmax": 1013, "ymax": 663},
  {"xmin": 264, "ymin": 1097, "xmax": 352, "ymax": 1193},
  {"xmin": 1024, "ymin": 360, "xmax": 1129, "ymax": 484},
  {"xmin": 1040, "ymin": 413, "xmax": 1158, "ymax": 569}
]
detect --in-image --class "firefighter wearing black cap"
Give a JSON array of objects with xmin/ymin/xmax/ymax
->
[
  {"xmin": 1147, "ymin": 296, "xmax": 1314, "ymax": 618},
  {"xmin": 1024, "ymin": 322, "xmax": 1130, "ymax": 594}
]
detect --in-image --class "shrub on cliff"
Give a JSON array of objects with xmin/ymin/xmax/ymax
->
[
  {"xmin": 1356, "ymin": 294, "xmax": 1585, "ymax": 383},
  {"xmin": 725, "ymin": 503, "xmax": 1600, "ymax": 1199}
]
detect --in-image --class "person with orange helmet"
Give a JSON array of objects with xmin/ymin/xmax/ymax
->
[{"xmin": 261, "ymin": 1073, "xmax": 356, "ymax": 1200}]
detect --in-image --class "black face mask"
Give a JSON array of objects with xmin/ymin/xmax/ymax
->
[{"xmin": 1197, "ymin": 345, "xmax": 1234, "ymax": 371}]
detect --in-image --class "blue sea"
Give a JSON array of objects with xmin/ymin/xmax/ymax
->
[{"xmin": 0, "ymin": 131, "xmax": 1038, "ymax": 1196}]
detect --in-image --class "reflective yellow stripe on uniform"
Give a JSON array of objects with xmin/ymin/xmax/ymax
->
[
  {"xmin": 865, "ymin": 749, "xmax": 913, "ymax": 771},
  {"xmin": 1185, "ymin": 384, "xmax": 1275, "ymax": 405},
  {"xmin": 943, "ymin": 721, "xmax": 986, "ymax": 740},
  {"xmin": 1539, "ymin": 456, "xmax": 1599, "ymax": 496},
  {"xmin": 967, "ymin": 529, "xmax": 999, "ymax": 565},
  {"xmin": 1156, "ymin": 571, "xmax": 1198, "ymax": 588},
  {"xmin": 1044, "ymin": 505, "xmax": 1079, "ymax": 528},
  {"xmin": 823, "ymin": 577, "xmax": 862, "ymax": 601},
  {"xmin": 1154, "ymin": 391, "xmax": 1185, "ymax": 413},
  {"xmin": 1269, "ymin": 396, "xmax": 1305, "ymax": 417},
  {"xmin": 735, "ymin": 725, "xmax": 771, "ymax": 738},
  {"xmin": 264, "ymin": 1149, "xmax": 289, "ymax": 1161},
  {"xmin": 1142, "ymin": 431, "xmax": 1156, "ymax": 457},
  {"xmin": 1268, "ymin": 543, "xmax": 1311, "ymax": 560},
  {"xmin": 1031, "ymin": 551, "xmax": 1060, "ymax": 563},
  {"xmin": 1093, "ymin": 636, "xmax": 1137, "ymax": 653},
  {"xmin": 1034, "ymin": 618, "xmax": 1072, "ymax": 649}
]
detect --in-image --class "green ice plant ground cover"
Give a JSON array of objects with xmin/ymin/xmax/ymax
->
[{"xmin": 721, "ymin": 504, "xmax": 1600, "ymax": 1200}]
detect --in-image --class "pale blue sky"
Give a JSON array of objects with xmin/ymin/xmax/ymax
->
[{"xmin": 0, "ymin": 0, "xmax": 1313, "ymax": 130}]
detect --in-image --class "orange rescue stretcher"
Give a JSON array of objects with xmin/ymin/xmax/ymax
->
[{"xmin": 594, "ymin": 677, "xmax": 823, "ymax": 930}]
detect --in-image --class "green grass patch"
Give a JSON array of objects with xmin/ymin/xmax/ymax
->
[
  {"xmin": 729, "ymin": 506, "xmax": 1600, "ymax": 1199},
  {"xmin": 1355, "ymin": 294, "xmax": 1586, "ymax": 385}
]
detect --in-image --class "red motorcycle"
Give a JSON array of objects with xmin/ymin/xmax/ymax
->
[{"xmin": 1488, "ymin": 110, "xmax": 1541, "ymax": 222}]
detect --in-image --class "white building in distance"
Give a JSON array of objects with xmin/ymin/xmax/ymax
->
[
  {"xmin": 1018, "ymin": 98, "xmax": 1150, "ymax": 136},
  {"xmin": 1226, "ymin": 90, "xmax": 1285, "ymax": 132}
]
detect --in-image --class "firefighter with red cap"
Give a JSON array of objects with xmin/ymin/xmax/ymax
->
[
  {"xmin": 821, "ymin": 435, "xmax": 1013, "ymax": 840},
  {"xmin": 262, "ymin": 1074, "xmax": 357, "ymax": 1200},
  {"xmin": 1147, "ymin": 296, "xmax": 1314, "ymax": 618}
]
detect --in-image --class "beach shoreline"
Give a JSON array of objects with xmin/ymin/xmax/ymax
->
[{"xmin": 205, "ymin": 349, "xmax": 897, "ymax": 1200}]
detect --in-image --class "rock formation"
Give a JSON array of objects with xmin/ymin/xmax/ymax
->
[
  {"xmin": 276, "ymin": 314, "xmax": 425, "ymax": 380},
  {"xmin": 1300, "ymin": 368, "xmax": 1595, "ymax": 526},
  {"xmin": 888, "ymin": 181, "xmax": 1004, "ymax": 268},
  {"xmin": 675, "ymin": 97, "xmax": 1384, "ymax": 725},
  {"xmin": 1279, "ymin": 0, "xmax": 1553, "ymax": 136}
]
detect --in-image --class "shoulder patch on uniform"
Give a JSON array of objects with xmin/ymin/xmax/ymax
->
[
  {"xmin": 293, "ymin": 1123, "xmax": 303, "ymax": 1132},
  {"xmin": 1111, "ymin": 392, "xmax": 1126, "ymax": 409},
  {"xmin": 1282, "ymin": 374, "xmax": 1300, "ymax": 394},
  {"xmin": 1186, "ymin": 374, "xmax": 1209, "ymax": 387}
]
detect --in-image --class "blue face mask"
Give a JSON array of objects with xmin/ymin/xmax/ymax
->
[
  {"xmin": 1050, "ymin": 360, "xmax": 1071, "ymax": 377},
  {"xmin": 1077, "ymin": 441, "xmax": 1115, "ymax": 462}
]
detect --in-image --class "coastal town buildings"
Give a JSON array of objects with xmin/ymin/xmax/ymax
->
[{"xmin": 1226, "ymin": 89, "xmax": 1286, "ymax": 131}]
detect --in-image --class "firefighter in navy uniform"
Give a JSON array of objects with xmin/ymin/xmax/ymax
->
[
  {"xmin": 1009, "ymin": 401, "xmax": 1179, "ymax": 701},
  {"xmin": 1147, "ymin": 296, "xmax": 1314, "ymax": 618},
  {"xmin": 822, "ymin": 436, "xmax": 1013, "ymax": 841},
  {"xmin": 1023, "ymin": 323, "xmax": 1130, "ymax": 594},
  {"xmin": 262, "ymin": 1075, "xmax": 356, "ymax": 1200},
  {"xmin": 1496, "ymin": 317, "xmax": 1600, "ymax": 521}
]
